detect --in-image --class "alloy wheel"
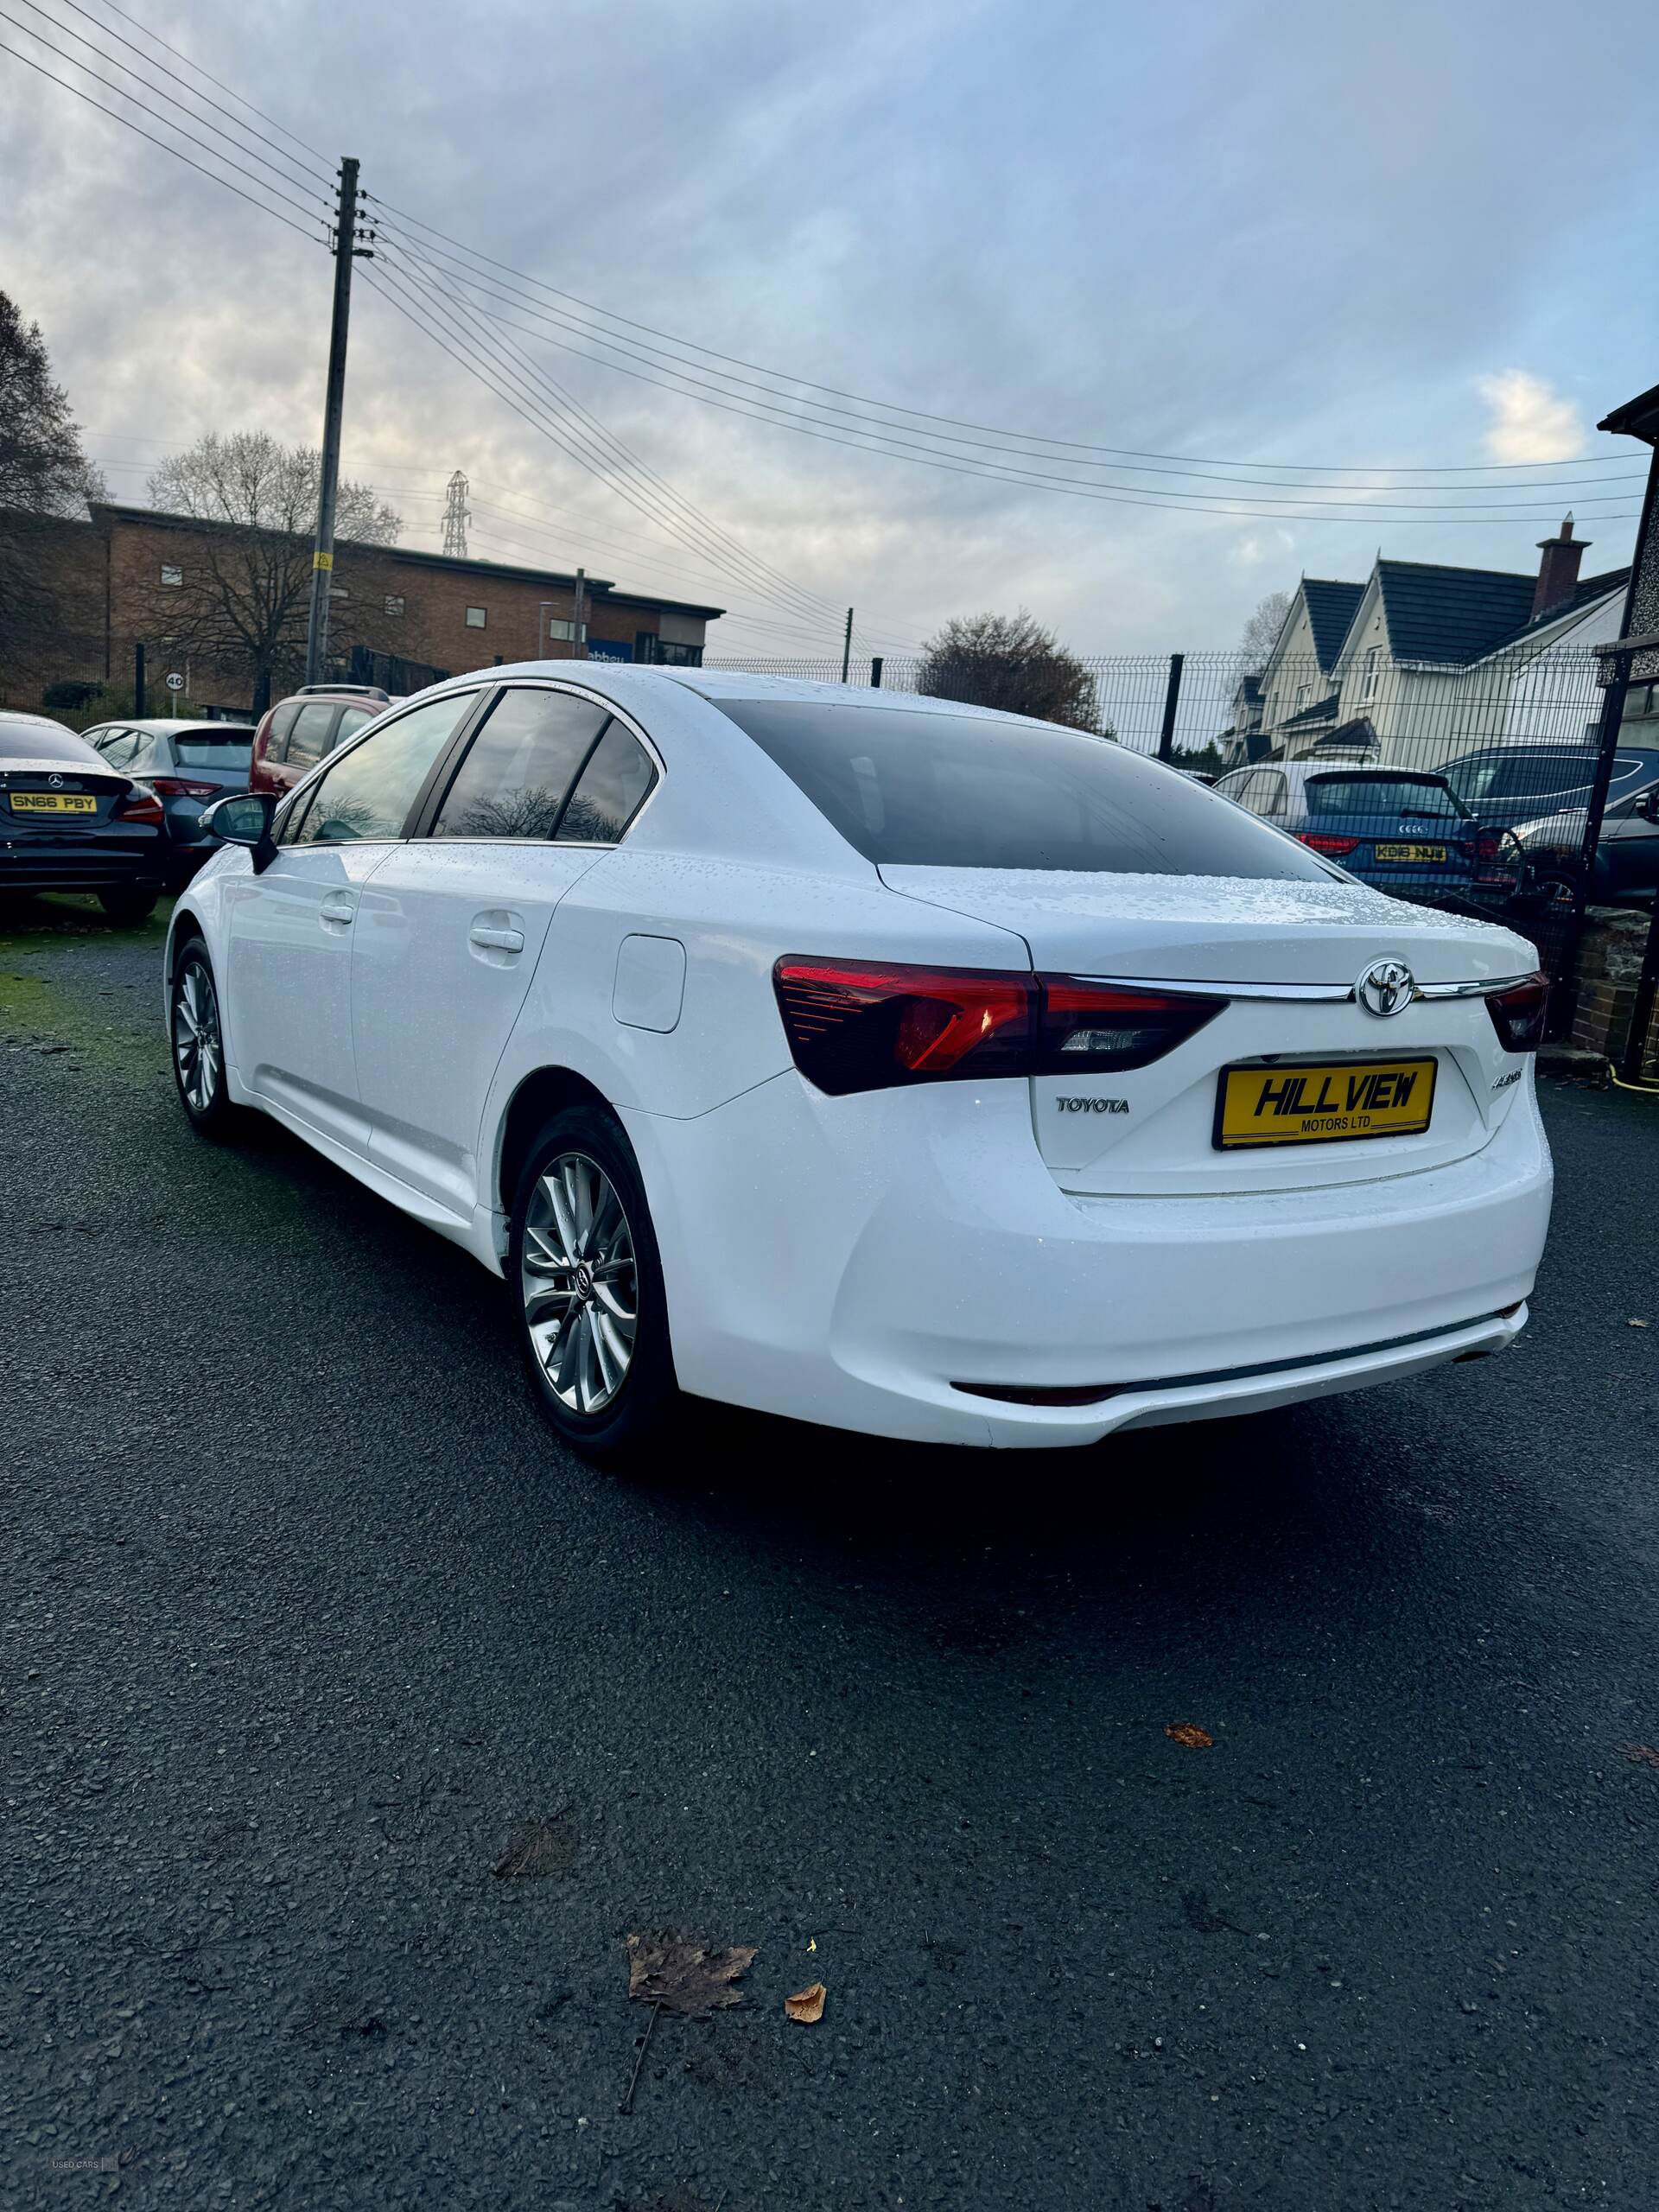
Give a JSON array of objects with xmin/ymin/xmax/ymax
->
[
  {"xmin": 173, "ymin": 959, "xmax": 222, "ymax": 1113},
  {"xmin": 520, "ymin": 1152, "xmax": 639, "ymax": 1415}
]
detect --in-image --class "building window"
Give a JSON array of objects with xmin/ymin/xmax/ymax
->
[
  {"xmin": 385, "ymin": 595, "xmax": 405, "ymax": 617},
  {"xmin": 1361, "ymin": 646, "xmax": 1381, "ymax": 701},
  {"xmin": 1294, "ymin": 682, "xmax": 1309, "ymax": 712},
  {"xmin": 544, "ymin": 618, "xmax": 578, "ymax": 641},
  {"xmin": 160, "ymin": 563, "xmax": 182, "ymax": 588},
  {"xmin": 466, "ymin": 606, "xmax": 486, "ymax": 629}
]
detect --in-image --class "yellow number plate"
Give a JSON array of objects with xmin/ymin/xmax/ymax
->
[
  {"xmin": 1215, "ymin": 1058, "xmax": 1437, "ymax": 1149},
  {"xmin": 9, "ymin": 791, "xmax": 97, "ymax": 815},
  {"xmin": 1373, "ymin": 842, "xmax": 1446, "ymax": 863}
]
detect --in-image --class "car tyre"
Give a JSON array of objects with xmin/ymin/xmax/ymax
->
[
  {"xmin": 509, "ymin": 1103, "xmax": 680, "ymax": 1465},
  {"xmin": 99, "ymin": 887, "xmax": 158, "ymax": 925},
  {"xmin": 169, "ymin": 939, "xmax": 238, "ymax": 1138}
]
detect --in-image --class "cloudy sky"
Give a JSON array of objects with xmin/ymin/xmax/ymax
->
[{"xmin": 3, "ymin": 0, "xmax": 1656, "ymax": 664}]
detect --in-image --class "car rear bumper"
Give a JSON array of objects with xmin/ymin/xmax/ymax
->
[
  {"xmin": 624, "ymin": 1071, "xmax": 1553, "ymax": 1448},
  {"xmin": 0, "ymin": 849, "xmax": 166, "ymax": 893}
]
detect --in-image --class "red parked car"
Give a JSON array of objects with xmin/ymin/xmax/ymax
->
[{"xmin": 248, "ymin": 685, "xmax": 399, "ymax": 800}]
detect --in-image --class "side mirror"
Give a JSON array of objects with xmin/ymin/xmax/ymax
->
[
  {"xmin": 1642, "ymin": 786, "xmax": 1659, "ymax": 825},
  {"xmin": 201, "ymin": 791, "xmax": 277, "ymax": 873}
]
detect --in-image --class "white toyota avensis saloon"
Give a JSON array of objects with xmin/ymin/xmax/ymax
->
[{"xmin": 169, "ymin": 666, "xmax": 1553, "ymax": 1458}]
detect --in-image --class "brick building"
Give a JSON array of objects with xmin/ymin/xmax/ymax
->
[{"xmin": 0, "ymin": 501, "xmax": 723, "ymax": 712}]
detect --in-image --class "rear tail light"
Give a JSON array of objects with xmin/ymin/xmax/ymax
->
[
  {"xmin": 112, "ymin": 787, "xmax": 164, "ymax": 825},
  {"xmin": 1485, "ymin": 971, "xmax": 1548, "ymax": 1052},
  {"xmin": 1039, "ymin": 979, "xmax": 1222, "ymax": 1072},
  {"xmin": 148, "ymin": 775, "xmax": 219, "ymax": 799},
  {"xmin": 1298, "ymin": 833, "xmax": 1361, "ymax": 857},
  {"xmin": 772, "ymin": 959, "xmax": 1221, "ymax": 1096},
  {"xmin": 1474, "ymin": 833, "xmax": 1508, "ymax": 863}
]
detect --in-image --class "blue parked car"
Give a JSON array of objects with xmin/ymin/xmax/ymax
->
[{"xmin": 1211, "ymin": 762, "xmax": 1520, "ymax": 906}]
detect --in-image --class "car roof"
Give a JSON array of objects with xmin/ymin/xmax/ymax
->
[
  {"xmin": 102, "ymin": 718, "xmax": 256, "ymax": 734},
  {"xmin": 0, "ymin": 714, "xmax": 99, "ymax": 762},
  {"xmin": 458, "ymin": 660, "xmax": 1072, "ymax": 729}
]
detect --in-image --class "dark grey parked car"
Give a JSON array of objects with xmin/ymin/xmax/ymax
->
[
  {"xmin": 0, "ymin": 712, "xmax": 168, "ymax": 921},
  {"xmin": 81, "ymin": 719, "xmax": 255, "ymax": 885}
]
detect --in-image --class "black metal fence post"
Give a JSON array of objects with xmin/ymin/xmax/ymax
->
[
  {"xmin": 1555, "ymin": 645, "xmax": 1635, "ymax": 1039},
  {"xmin": 870, "ymin": 657, "xmax": 883, "ymax": 689},
  {"xmin": 133, "ymin": 640, "xmax": 145, "ymax": 720},
  {"xmin": 1156, "ymin": 652, "xmax": 1185, "ymax": 762}
]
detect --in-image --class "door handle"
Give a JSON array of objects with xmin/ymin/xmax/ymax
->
[
  {"xmin": 469, "ymin": 924, "xmax": 525, "ymax": 953},
  {"xmin": 320, "ymin": 896, "xmax": 356, "ymax": 925}
]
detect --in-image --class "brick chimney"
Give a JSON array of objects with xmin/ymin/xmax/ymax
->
[{"xmin": 1532, "ymin": 512, "xmax": 1587, "ymax": 620}]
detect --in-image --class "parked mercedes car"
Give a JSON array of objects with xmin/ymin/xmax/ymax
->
[
  {"xmin": 1439, "ymin": 741, "xmax": 1659, "ymax": 833},
  {"xmin": 166, "ymin": 669, "xmax": 1551, "ymax": 1462},
  {"xmin": 248, "ymin": 685, "xmax": 397, "ymax": 801},
  {"xmin": 0, "ymin": 711, "xmax": 167, "ymax": 921},
  {"xmin": 1510, "ymin": 774, "xmax": 1659, "ymax": 909},
  {"xmin": 81, "ymin": 718, "xmax": 254, "ymax": 886},
  {"xmin": 1211, "ymin": 761, "xmax": 1521, "ymax": 907}
]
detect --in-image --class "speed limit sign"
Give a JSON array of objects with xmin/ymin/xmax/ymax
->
[{"xmin": 165, "ymin": 671, "xmax": 185, "ymax": 692}]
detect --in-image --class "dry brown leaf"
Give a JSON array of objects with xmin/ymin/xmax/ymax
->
[
  {"xmin": 785, "ymin": 1981, "xmax": 826, "ymax": 2024},
  {"xmin": 625, "ymin": 1931, "xmax": 757, "ymax": 2018},
  {"xmin": 493, "ymin": 1815, "xmax": 574, "ymax": 1879},
  {"xmin": 1624, "ymin": 1744, "xmax": 1659, "ymax": 1769},
  {"xmin": 1166, "ymin": 1723, "xmax": 1215, "ymax": 1749}
]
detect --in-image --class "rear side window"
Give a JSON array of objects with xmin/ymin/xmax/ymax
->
[
  {"xmin": 284, "ymin": 702, "xmax": 339, "ymax": 769},
  {"xmin": 264, "ymin": 701, "xmax": 302, "ymax": 762},
  {"xmin": 334, "ymin": 707, "xmax": 375, "ymax": 749},
  {"xmin": 289, "ymin": 693, "xmax": 475, "ymax": 846},
  {"xmin": 556, "ymin": 721, "xmax": 656, "ymax": 842},
  {"xmin": 0, "ymin": 721, "xmax": 95, "ymax": 762},
  {"xmin": 94, "ymin": 728, "xmax": 143, "ymax": 767},
  {"xmin": 430, "ymin": 688, "xmax": 609, "ymax": 841},
  {"xmin": 1307, "ymin": 776, "xmax": 1463, "ymax": 819},
  {"xmin": 717, "ymin": 700, "xmax": 1331, "ymax": 878}
]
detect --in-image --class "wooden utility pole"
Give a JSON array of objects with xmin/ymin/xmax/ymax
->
[{"xmin": 304, "ymin": 157, "xmax": 363, "ymax": 687}]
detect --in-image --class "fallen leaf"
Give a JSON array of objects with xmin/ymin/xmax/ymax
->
[
  {"xmin": 1629, "ymin": 1319, "xmax": 1649, "ymax": 1329},
  {"xmin": 806, "ymin": 1937, "xmax": 817, "ymax": 1952},
  {"xmin": 493, "ymin": 1815, "xmax": 574, "ymax": 1878},
  {"xmin": 785, "ymin": 1981, "xmax": 826, "ymax": 2024},
  {"xmin": 1166, "ymin": 1723, "xmax": 1214, "ymax": 1750},
  {"xmin": 1623, "ymin": 1745, "xmax": 1659, "ymax": 1769},
  {"xmin": 625, "ymin": 1931, "xmax": 757, "ymax": 2018}
]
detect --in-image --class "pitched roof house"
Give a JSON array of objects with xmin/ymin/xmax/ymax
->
[{"xmin": 1250, "ymin": 520, "xmax": 1630, "ymax": 769}]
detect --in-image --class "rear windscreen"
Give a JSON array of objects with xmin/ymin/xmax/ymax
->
[
  {"xmin": 1306, "ymin": 776, "xmax": 1463, "ymax": 819},
  {"xmin": 175, "ymin": 738, "xmax": 252, "ymax": 769},
  {"xmin": 716, "ymin": 699, "xmax": 1333, "ymax": 878},
  {"xmin": 0, "ymin": 722, "xmax": 92, "ymax": 762}
]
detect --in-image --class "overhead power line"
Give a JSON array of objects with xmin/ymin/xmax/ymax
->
[
  {"xmin": 359, "ymin": 260, "xmax": 854, "ymax": 631},
  {"xmin": 377, "ymin": 245, "xmax": 843, "ymax": 625},
  {"xmin": 0, "ymin": 31, "xmax": 324, "ymax": 238},
  {"xmin": 363, "ymin": 194, "xmax": 1630, "ymax": 481},
  {"xmin": 373, "ymin": 237, "xmax": 1641, "ymax": 528}
]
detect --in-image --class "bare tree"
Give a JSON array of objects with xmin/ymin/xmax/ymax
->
[
  {"xmin": 141, "ymin": 432, "xmax": 402, "ymax": 712},
  {"xmin": 1238, "ymin": 589, "xmax": 1292, "ymax": 672},
  {"xmin": 917, "ymin": 610, "xmax": 1106, "ymax": 732},
  {"xmin": 0, "ymin": 290, "xmax": 105, "ymax": 669}
]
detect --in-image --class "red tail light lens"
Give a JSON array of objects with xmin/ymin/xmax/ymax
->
[
  {"xmin": 148, "ymin": 775, "xmax": 219, "ymax": 799},
  {"xmin": 1038, "ymin": 979, "xmax": 1222, "ymax": 1072},
  {"xmin": 773, "ymin": 959, "xmax": 1035, "ymax": 1094},
  {"xmin": 1474, "ymin": 833, "xmax": 1506, "ymax": 863},
  {"xmin": 1298, "ymin": 833, "xmax": 1361, "ymax": 857},
  {"xmin": 113, "ymin": 787, "xmax": 165, "ymax": 825},
  {"xmin": 1486, "ymin": 971, "xmax": 1548, "ymax": 1052},
  {"xmin": 773, "ymin": 961, "xmax": 1222, "ymax": 1094}
]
